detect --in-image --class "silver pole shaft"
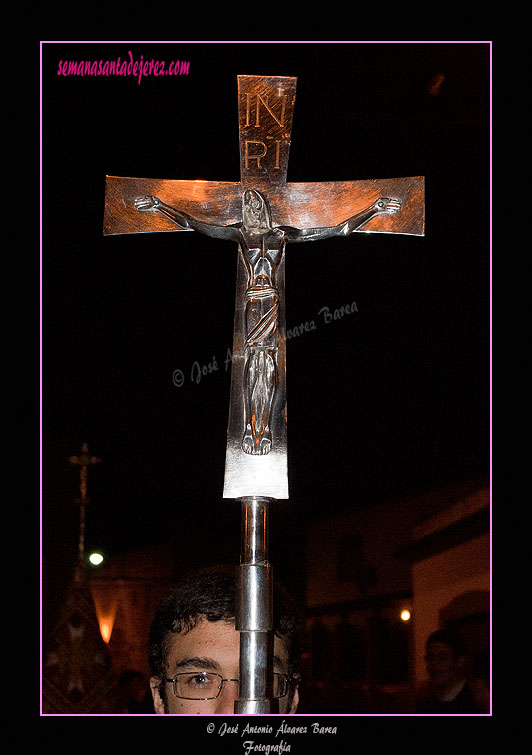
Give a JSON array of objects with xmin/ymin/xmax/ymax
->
[{"xmin": 234, "ymin": 496, "xmax": 274, "ymax": 714}]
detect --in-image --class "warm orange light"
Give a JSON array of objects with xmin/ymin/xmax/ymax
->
[
  {"xmin": 99, "ymin": 617, "xmax": 115, "ymax": 643},
  {"xmin": 400, "ymin": 609, "xmax": 411, "ymax": 622},
  {"xmin": 92, "ymin": 597, "xmax": 118, "ymax": 644}
]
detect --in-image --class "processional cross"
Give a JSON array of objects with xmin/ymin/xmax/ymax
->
[
  {"xmin": 104, "ymin": 75, "xmax": 424, "ymax": 713},
  {"xmin": 69, "ymin": 442, "xmax": 101, "ymax": 574}
]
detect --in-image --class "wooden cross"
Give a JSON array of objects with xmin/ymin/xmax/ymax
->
[
  {"xmin": 104, "ymin": 74, "xmax": 424, "ymax": 502},
  {"xmin": 69, "ymin": 442, "xmax": 101, "ymax": 567}
]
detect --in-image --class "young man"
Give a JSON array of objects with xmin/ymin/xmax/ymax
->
[
  {"xmin": 148, "ymin": 565, "xmax": 302, "ymax": 714},
  {"xmin": 416, "ymin": 629, "xmax": 484, "ymax": 714}
]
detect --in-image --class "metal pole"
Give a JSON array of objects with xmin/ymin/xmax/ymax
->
[
  {"xmin": 78, "ymin": 498, "xmax": 86, "ymax": 565},
  {"xmin": 234, "ymin": 496, "xmax": 274, "ymax": 714}
]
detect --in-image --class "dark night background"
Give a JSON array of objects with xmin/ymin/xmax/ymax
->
[{"xmin": 41, "ymin": 42, "xmax": 490, "ymax": 637}]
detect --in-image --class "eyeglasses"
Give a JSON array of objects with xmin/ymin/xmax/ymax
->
[{"xmin": 165, "ymin": 671, "xmax": 291, "ymax": 700}]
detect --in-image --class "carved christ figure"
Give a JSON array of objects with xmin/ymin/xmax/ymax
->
[{"xmin": 135, "ymin": 190, "xmax": 401, "ymax": 455}]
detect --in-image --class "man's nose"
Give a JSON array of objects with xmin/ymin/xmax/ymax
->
[{"xmin": 214, "ymin": 681, "xmax": 240, "ymax": 714}]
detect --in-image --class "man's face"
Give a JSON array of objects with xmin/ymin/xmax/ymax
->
[
  {"xmin": 425, "ymin": 641, "xmax": 464, "ymax": 689},
  {"xmin": 150, "ymin": 617, "xmax": 299, "ymax": 714}
]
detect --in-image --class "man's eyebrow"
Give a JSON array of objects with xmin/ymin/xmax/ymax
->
[
  {"xmin": 172, "ymin": 657, "xmax": 221, "ymax": 672},
  {"xmin": 172, "ymin": 655, "xmax": 287, "ymax": 674}
]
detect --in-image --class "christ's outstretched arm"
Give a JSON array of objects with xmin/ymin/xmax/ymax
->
[
  {"xmin": 280, "ymin": 197, "xmax": 401, "ymax": 242},
  {"xmin": 134, "ymin": 195, "xmax": 241, "ymax": 242}
]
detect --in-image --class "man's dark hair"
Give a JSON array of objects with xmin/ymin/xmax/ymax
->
[
  {"xmin": 426, "ymin": 628, "xmax": 466, "ymax": 659},
  {"xmin": 149, "ymin": 564, "xmax": 303, "ymax": 707}
]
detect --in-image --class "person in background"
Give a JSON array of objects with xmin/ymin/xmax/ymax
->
[
  {"xmin": 469, "ymin": 647, "xmax": 490, "ymax": 713},
  {"xmin": 117, "ymin": 669, "xmax": 154, "ymax": 713},
  {"xmin": 416, "ymin": 629, "xmax": 485, "ymax": 714}
]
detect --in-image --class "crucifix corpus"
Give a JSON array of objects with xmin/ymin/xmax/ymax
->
[{"xmin": 104, "ymin": 75, "xmax": 424, "ymax": 713}]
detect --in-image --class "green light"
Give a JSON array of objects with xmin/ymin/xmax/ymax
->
[{"xmin": 89, "ymin": 552, "xmax": 104, "ymax": 566}]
